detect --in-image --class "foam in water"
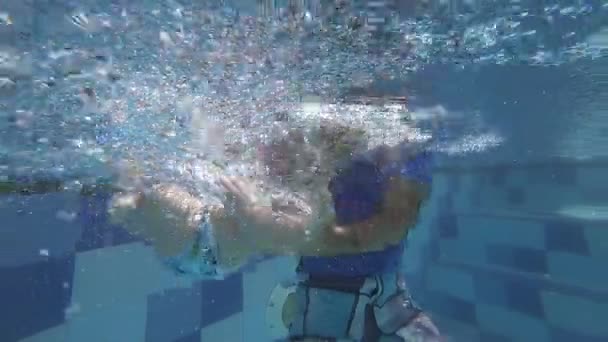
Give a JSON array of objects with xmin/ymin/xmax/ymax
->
[{"xmin": 0, "ymin": 0, "xmax": 605, "ymax": 200}]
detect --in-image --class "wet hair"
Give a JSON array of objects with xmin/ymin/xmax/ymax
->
[{"xmin": 260, "ymin": 122, "xmax": 369, "ymax": 188}]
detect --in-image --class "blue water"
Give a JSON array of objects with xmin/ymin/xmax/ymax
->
[{"xmin": 1, "ymin": 1, "xmax": 607, "ymax": 341}]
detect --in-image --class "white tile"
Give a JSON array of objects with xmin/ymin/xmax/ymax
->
[
  {"xmin": 584, "ymin": 224, "xmax": 608, "ymax": 259},
  {"xmin": 586, "ymin": 27, "xmax": 608, "ymax": 53},
  {"xmin": 242, "ymin": 257, "xmax": 297, "ymax": 342},
  {"xmin": 459, "ymin": 172, "xmax": 477, "ymax": 190},
  {"xmin": 432, "ymin": 315, "xmax": 481, "ymax": 342},
  {"xmin": 64, "ymin": 297, "xmax": 148, "ymax": 342},
  {"xmin": 367, "ymin": 17, "xmax": 386, "ymax": 24},
  {"xmin": 475, "ymin": 189, "xmax": 510, "ymax": 211},
  {"xmin": 402, "ymin": 204, "xmax": 435, "ymax": 274},
  {"xmin": 71, "ymin": 242, "xmax": 192, "ymax": 311},
  {"xmin": 451, "ymin": 172, "xmax": 477, "ymax": 212},
  {"xmin": 21, "ymin": 323, "xmax": 69, "ymax": 342},
  {"xmin": 426, "ymin": 265, "xmax": 475, "ymax": 302},
  {"xmin": 431, "ymin": 174, "xmax": 451, "ymax": 198},
  {"xmin": 200, "ymin": 312, "xmax": 243, "ymax": 342},
  {"xmin": 438, "ymin": 239, "xmax": 486, "ymax": 267},
  {"xmin": 452, "ymin": 189, "xmax": 472, "ymax": 212},
  {"xmin": 546, "ymin": 251, "xmax": 608, "ymax": 292},
  {"xmin": 524, "ymin": 185, "xmax": 583, "ymax": 212},
  {"xmin": 542, "ymin": 291, "xmax": 608, "ymax": 336},
  {"xmin": 577, "ymin": 166, "xmax": 608, "ymax": 191},
  {"xmin": 457, "ymin": 217, "xmax": 546, "ymax": 250},
  {"xmin": 367, "ymin": 1, "xmax": 387, "ymax": 8},
  {"xmin": 505, "ymin": 168, "xmax": 528, "ymax": 187},
  {"xmin": 475, "ymin": 304, "xmax": 550, "ymax": 342}
]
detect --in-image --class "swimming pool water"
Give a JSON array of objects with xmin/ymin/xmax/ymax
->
[{"xmin": 1, "ymin": 1, "xmax": 607, "ymax": 341}]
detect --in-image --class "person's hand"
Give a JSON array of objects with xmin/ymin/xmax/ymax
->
[
  {"xmin": 107, "ymin": 192, "xmax": 145, "ymax": 230},
  {"xmin": 396, "ymin": 313, "xmax": 444, "ymax": 342},
  {"xmin": 217, "ymin": 176, "xmax": 275, "ymax": 253},
  {"xmin": 107, "ymin": 186, "xmax": 200, "ymax": 257},
  {"xmin": 219, "ymin": 176, "xmax": 265, "ymax": 215}
]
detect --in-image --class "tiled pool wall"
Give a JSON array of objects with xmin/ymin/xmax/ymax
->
[
  {"xmin": 4, "ymin": 159, "xmax": 607, "ymax": 342},
  {"xmin": 0, "ymin": 185, "xmax": 296, "ymax": 342},
  {"xmin": 416, "ymin": 159, "xmax": 608, "ymax": 342}
]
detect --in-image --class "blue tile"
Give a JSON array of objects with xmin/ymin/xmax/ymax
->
[
  {"xmin": 437, "ymin": 214, "xmax": 459, "ymax": 239},
  {"xmin": 437, "ymin": 194, "xmax": 453, "ymax": 213},
  {"xmin": 526, "ymin": 167, "xmax": 546, "ymax": 183},
  {"xmin": 200, "ymin": 272, "xmax": 244, "ymax": 328},
  {"xmin": 485, "ymin": 244, "xmax": 516, "ymax": 268},
  {"xmin": 545, "ymin": 220, "xmax": 589, "ymax": 256},
  {"xmin": 425, "ymin": 291, "xmax": 477, "ymax": 325},
  {"xmin": 486, "ymin": 244, "xmax": 547, "ymax": 274},
  {"xmin": 528, "ymin": 163, "xmax": 577, "ymax": 186},
  {"xmin": 447, "ymin": 174, "xmax": 460, "ymax": 193},
  {"xmin": 506, "ymin": 187, "xmax": 525, "ymax": 205},
  {"xmin": 173, "ymin": 330, "xmax": 201, "ymax": 342},
  {"xmin": 504, "ymin": 281, "xmax": 544, "ymax": 318},
  {"xmin": 489, "ymin": 166, "xmax": 507, "ymax": 186},
  {"xmin": 0, "ymin": 255, "xmax": 75, "ymax": 342},
  {"xmin": 77, "ymin": 191, "xmax": 140, "ymax": 252},
  {"xmin": 478, "ymin": 331, "xmax": 512, "ymax": 342},
  {"xmin": 0, "ymin": 192, "xmax": 83, "ymax": 267},
  {"xmin": 427, "ymin": 240, "xmax": 441, "ymax": 262},
  {"xmin": 145, "ymin": 287, "xmax": 202, "ymax": 342},
  {"xmin": 473, "ymin": 274, "xmax": 508, "ymax": 307},
  {"xmin": 550, "ymin": 327, "xmax": 607, "ymax": 342},
  {"xmin": 470, "ymin": 185, "xmax": 482, "ymax": 206},
  {"xmin": 512, "ymin": 247, "xmax": 548, "ymax": 274},
  {"xmin": 549, "ymin": 161, "xmax": 577, "ymax": 186}
]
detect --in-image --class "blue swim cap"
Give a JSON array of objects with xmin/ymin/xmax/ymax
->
[
  {"xmin": 329, "ymin": 149, "xmax": 434, "ymax": 225},
  {"xmin": 329, "ymin": 159, "xmax": 385, "ymax": 225}
]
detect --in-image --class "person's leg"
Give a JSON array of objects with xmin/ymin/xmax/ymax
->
[
  {"xmin": 272, "ymin": 275, "xmax": 379, "ymax": 341},
  {"xmin": 109, "ymin": 186, "xmax": 259, "ymax": 279},
  {"xmin": 369, "ymin": 273, "xmax": 442, "ymax": 342},
  {"xmin": 271, "ymin": 273, "xmax": 442, "ymax": 341}
]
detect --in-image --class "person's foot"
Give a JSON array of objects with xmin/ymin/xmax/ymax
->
[{"xmin": 396, "ymin": 313, "xmax": 444, "ymax": 342}]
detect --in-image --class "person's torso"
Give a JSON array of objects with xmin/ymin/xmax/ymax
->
[{"xmin": 298, "ymin": 150, "xmax": 435, "ymax": 278}]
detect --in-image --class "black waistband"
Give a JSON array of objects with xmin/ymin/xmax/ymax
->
[{"xmin": 297, "ymin": 258, "xmax": 370, "ymax": 293}]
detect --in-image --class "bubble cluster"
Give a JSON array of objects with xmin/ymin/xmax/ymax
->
[{"xmin": 0, "ymin": 0, "xmax": 604, "ymax": 197}]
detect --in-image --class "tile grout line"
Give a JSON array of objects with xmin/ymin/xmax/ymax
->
[{"xmin": 433, "ymin": 259, "xmax": 608, "ymax": 302}]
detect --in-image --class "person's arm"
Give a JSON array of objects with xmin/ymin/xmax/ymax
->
[
  {"xmin": 110, "ymin": 173, "xmax": 427, "ymax": 264},
  {"xmin": 221, "ymin": 175, "xmax": 428, "ymax": 257},
  {"xmin": 108, "ymin": 183, "xmax": 265, "ymax": 267},
  {"xmin": 108, "ymin": 185, "xmax": 203, "ymax": 257}
]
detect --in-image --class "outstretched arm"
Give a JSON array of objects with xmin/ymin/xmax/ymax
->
[
  {"xmin": 109, "ymin": 172, "xmax": 427, "ymax": 266},
  {"xmin": 220, "ymin": 175, "xmax": 427, "ymax": 257}
]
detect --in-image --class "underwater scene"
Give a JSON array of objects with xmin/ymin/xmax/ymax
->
[{"xmin": 0, "ymin": 0, "xmax": 607, "ymax": 341}]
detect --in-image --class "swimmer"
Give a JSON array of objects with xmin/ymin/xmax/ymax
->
[
  {"xmin": 106, "ymin": 109, "xmax": 443, "ymax": 341},
  {"xmin": 1, "ymin": 101, "xmax": 443, "ymax": 342}
]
